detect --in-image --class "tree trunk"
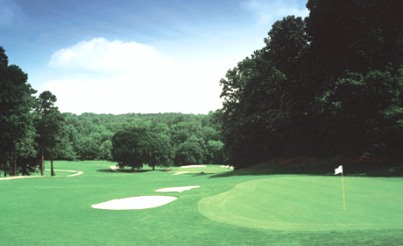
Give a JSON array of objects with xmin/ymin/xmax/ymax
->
[
  {"xmin": 12, "ymin": 151, "xmax": 17, "ymax": 176},
  {"xmin": 51, "ymin": 159, "xmax": 55, "ymax": 176},
  {"xmin": 41, "ymin": 147, "xmax": 44, "ymax": 176},
  {"xmin": 3, "ymin": 161, "xmax": 7, "ymax": 177}
]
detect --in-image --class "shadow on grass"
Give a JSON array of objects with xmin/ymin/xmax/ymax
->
[
  {"xmin": 191, "ymin": 171, "xmax": 217, "ymax": 177},
  {"xmin": 97, "ymin": 168, "xmax": 173, "ymax": 174},
  {"xmin": 211, "ymin": 157, "xmax": 403, "ymax": 178},
  {"xmin": 97, "ymin": 169, "xmax": 151, "ymax": 173}
]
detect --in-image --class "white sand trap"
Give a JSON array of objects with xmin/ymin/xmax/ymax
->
[
  {"xmin": 91, "ymin": 196, "xmax": 177, "ymax": 210},
  {"xmin": 180, "ymin": 165, "xmax": 207, "ymax": 168},
  {"xmin": 68, "ymin": 171, "xmax": 83, "ymax": 177},
  {"xmin": 109, "ymin": 165, "xmax": 119, "ymax": 171},
  {"xmin": 220, "ymin": 165, "xmax": 234, "ymax": 169},
  {"xmin": 173, "ymin": 171, "xmax": 189, "ymax": 175},
  {"xmin": 55, "ymin": 169, "xmax": 83, "ymax": 177},
  {"xmin": 0, "ymin": 176, "xmax": 43, "ymax": 181},
  {"xmin": 155, "ymin": 185, "xmax": 200, "ymax": 193}
]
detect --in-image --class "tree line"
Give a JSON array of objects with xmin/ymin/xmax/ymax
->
[
  {"xmin": 0, "ymin": 51, "xmax": 224, "ymax": 177},
  {"xmin": 218, "ymin": 0, "xmax": 403, "ymax": 169},
  {"xmin": 0, "ymin": 48, "xmax": 65, "ymax": 176},
  {"xmin": 63, "ymin": 112, "xmax": 224, "ymax": 169}
]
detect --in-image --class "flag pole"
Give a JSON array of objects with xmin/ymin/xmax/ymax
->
[
  {"xmin": 335, "ymin": 165, "xmax": 346, "ymax": 211},
  {"xmin": 341, "ymin": 171, "xmax": 346, "ymax": 211}
]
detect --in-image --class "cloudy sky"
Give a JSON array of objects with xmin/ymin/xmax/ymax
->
[{"xmin": 1, "ymin": 0, "xmax": 308, "ymax": 114}]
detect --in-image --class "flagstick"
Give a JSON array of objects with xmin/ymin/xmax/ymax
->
[{"xmin": 341, "ymin": 171, "xmax": 346, "ymax": 211}]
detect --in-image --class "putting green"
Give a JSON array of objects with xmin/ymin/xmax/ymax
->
[{"xmin": 198, "ymin": 176, "xmax": 403, "ymax": 231}]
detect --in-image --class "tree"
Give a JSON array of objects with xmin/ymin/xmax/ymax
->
[
  {"xmin": 34, "ymin": 91, "xmax": 64, "ymax": 176},
  {"xmin": 318, "ymin": 69, "xmax": 403, "ymax": 156},
  {"xmin": 219, "ymin": 0, "xmax": 403, "ymax": 168},
  {"xmin": 112, "ymin": 126, "xmax": 174, "ymax": 171},
  {"xmin": 306, "ymin": 0, "xmax": 403, "ymax": 157},
  {"xmin": 146, "ymin": 131, "xmax": 174, "ymax": 170},
  {"xmin": 306, "ymin": 0, "xmax": 403, "ymax": 76},
  {"xmin": 219, "ymin": 52, "xmax": 265, "ymax": 168},
  {"xmin": 205, "ymin": 140, "xmax": 224, "ymax": 164},
  {"xmin": 174, "ymin": 136, "xmax": 205, "ymax": 165},
  {"xmin": 0, "ymin": 47, "xmax": 36, "ymax": 176},
  {"xmin": 219, "ymin": 16, "xmax": 311, "ymax": 168},
  {"xmin": 99, "ymin": 140, "xmax": 113, "ymax": 160}
]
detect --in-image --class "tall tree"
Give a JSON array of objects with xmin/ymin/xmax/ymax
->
[
  {"xmin": 34, "ymin": 91, "xmax": 64, "ymax": 176},
  {"xmin": 306, "ymin": 0, "xmax": 403, "ymax": 157},
  {"xmin": 219, "ymin": 0, "xmax": 403, "ymax": 168},
  {"xmin": 306, "ymin": 0, "xmax": 403, "ymax": 75},
  {"xmin": 0, "ymin": 47, "xmax": 36, "ymax": 176},
  {"xmin": 318, "ymin": 69, "xmax": 403, "ymax": 156},
  {"xmin": 112, "ymin": 126, "xmax": 142, "ymax": 171},
  {"xmin": 220, "ymin": 16, "xmax": 310, "ymax": 168}
]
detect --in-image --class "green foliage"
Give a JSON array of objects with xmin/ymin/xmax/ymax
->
[
  {"xmin": 175, "ymin": 136, "xmax": 205, "ymax": 165},
  {"xmin": 205, "ymin": 140, "xmax": 224, "ymax": 164},
  {"xmin": 0, "ymin": 47, "xmax": 37, "ymax": 176},
  {"xmin": 0, "ymin": 49, "xmax": 223, "ymax": 175},
  {"xmin": 64, "ymin": 113, "xmax": 223, "ymax": 166},
  {"xmin": 34, "ymin": 91, "xmax": 65, "ymax": 175},
  {"xmin": 317, "ymin": 70, "xmax": 403, "ymax": 156},
  {"xmin": 111, "ymin": 126, "xmax": 174, "ymax": 170},
  {"xmin": 98, "ymin": 140, "xmax": 113, "ymax": 160},
  {"xmin": 220, "ymin": 16, "xmax": 312, "ymax": 168},
  {"xmin": 219, "ymin": 1, "xmax": 403, "ymax": 169},
  {"xmin": 306, "ymin": 0, "xmax": 403, "ymax": 74},
  {"xmin": 112, "ymin": 126, "xmax": 147, "ymax": 170}
]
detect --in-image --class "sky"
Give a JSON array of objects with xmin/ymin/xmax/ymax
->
[{"xmin": 0, "ymin": 0, "xmax": 308, "ymax": 115}]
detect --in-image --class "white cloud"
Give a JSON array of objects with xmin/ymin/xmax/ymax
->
[
  {"xmin": 49, "ymin": 38, "xmax": 160, "ymax": 74},
  {"xmin": 241, "ymin": 0, "xmax": 309, "ymax": 25},
  {"xmin": 41, "ymin": 38, "xmax": 228, "ymax": 114}
]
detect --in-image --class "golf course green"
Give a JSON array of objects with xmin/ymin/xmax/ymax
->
[
  {"xmin": 199, "ymin": 176, "xmax": 403, "ymax": 231},
  {"xmin": 1, "ymin": 161, "xmax": 403, "ymax": 245}
]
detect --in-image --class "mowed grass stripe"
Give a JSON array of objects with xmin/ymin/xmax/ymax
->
[{"xmin": 198, "ymin": 175, "xmax": 403, "ymax": 231}]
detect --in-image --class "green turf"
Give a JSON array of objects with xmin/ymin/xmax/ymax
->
[
  {"xmin": 1, "ymin": 161, "xmax": 403, "ymax": 245},
  {"xmin": 198, "ymin": 176, "xmax": 403, "ymax": 231}
]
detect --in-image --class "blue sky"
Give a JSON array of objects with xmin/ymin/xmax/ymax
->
[{"xmin": 1, "ymin": 0, "xmax": 308, "ymax": 114}]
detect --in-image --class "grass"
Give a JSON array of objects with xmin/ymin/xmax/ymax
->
[
  {"xmin": 199, "ymin": 176, "xmax": 403, "ymax": 231},
  {"xmin": 1, "ymin": 161, "xmax": 403, "ymax": 245}
]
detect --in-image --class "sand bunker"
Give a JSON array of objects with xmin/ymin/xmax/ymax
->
[
  {"xmin": 0, "ymin": 176, "xmax": 42, "ymax": 181},
  {"xmin": 55, "ymin": 169, "xmax": 83, "ymax": 177},
  {"xmin": 0, "ymin": 169, "xmax": 83, "ymax": 180},
  {"xmin": 173, "ymin": 171, "xmax": 188, "ymax": 175},
  {"xmin": 155, "ymin": 186, "xmax": 200, "ymax": 193},
  {"xmin": 68, "ymin": 171, "xmax": 83, "ymax": 177},
  {"xmin": 109, "ymin": 165, "xmax": 119, "ymax": 171},
  {"xmin": 220, "ymin": 165, "xmax": 234, "ymax": 169},
  {"xmin": 91, "ymin": 196, "xmax": 177, "ymax": 210},
  {"xmin": 180, "ymin": 165, "xmax": 207, "ymax": 168}
]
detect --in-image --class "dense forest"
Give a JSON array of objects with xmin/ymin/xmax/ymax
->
[
  {"xmin": 219, "ymin": 0, "xmax": 403, "ymax": 169},
  {"xmin": 1, "ymin": 45, "xmax": 223, "ymax": 176},
  {"xmin": 0, "ymin": 45, "xmax": 224, "ymax": 175},
  {"xmin": 0, "ymin": 93, "xmax": 223, "ymax": 176}
]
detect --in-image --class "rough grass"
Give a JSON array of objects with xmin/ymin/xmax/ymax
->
[{"xmin": 1, "ymin": 160, "xmax": 403, "ymax": 245}]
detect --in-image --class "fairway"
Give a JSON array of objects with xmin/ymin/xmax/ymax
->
[{"xmin": 2, "ymin": 161, "xmax": 403, "ymax": 245}]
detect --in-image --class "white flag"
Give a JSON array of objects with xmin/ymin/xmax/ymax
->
[{"xmin": 335, "ymin": 165, "xmax": 343, "ymax": 175}]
